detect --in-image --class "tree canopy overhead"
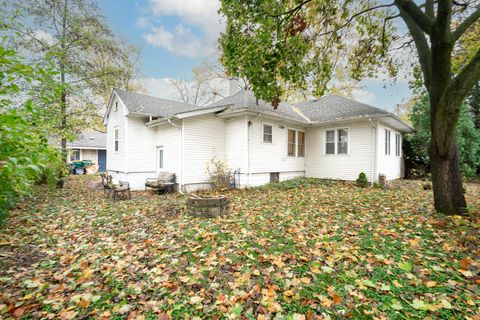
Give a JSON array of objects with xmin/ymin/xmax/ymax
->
[{"xmin": 220, "ymin": 0, "xmax": 480, "ymax": 214}]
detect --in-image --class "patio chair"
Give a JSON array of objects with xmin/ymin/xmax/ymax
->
[
  {"xmin": 111, "ymin": 181, "xmax": 131, "ymax": 202},
  {"xmin": 145, "ymin": 172, "xmax": 176, "ymax": 194}
]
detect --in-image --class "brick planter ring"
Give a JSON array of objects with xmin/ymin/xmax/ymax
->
[{"xmin": 187, "ymin": 195, "xmax": 229, "ymax": 217}]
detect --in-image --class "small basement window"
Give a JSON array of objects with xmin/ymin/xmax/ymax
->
[
  {"xmin": 270, "ymin": 172, "xmax": 279, "ymax": 183},
  {"xmin": 263, "ymin": 124, "xmax": 273, "ymax": 143}
]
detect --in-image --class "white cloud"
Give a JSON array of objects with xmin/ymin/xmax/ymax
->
[
  {"xmin": 143, "ymin": 24, "xmax": 210, "ymax": 58},
  {"xmin": 351, "ymin": 89, "xmax": 376, "ymax": 105},
  {"xmin": 140, "ymin": 0, "xmax": 224, "ymax": 58},
  {"xmin": 33, "ymin": 29, "xmax": 55, "ymax": 45}
]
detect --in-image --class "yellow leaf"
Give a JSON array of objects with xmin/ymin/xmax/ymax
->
[{"xmin": 426, "ymin": 281, "xmax": 437, "ymax": 287}]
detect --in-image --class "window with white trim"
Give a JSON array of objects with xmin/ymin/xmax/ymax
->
[
  {"xmin": 297, "ymin": 131, "xmax": 305, "ymax": 157},
  {"xmin": 325, "ymin": 130, "xmax": 335, "ymax": 154},
  {"xmin": 325, "ymin": 128, "xmax": 348, "ymax": 155},
  {"xmin": 263, "ymin": 124, "xmax": 273, "ymax": 143},
  {"xmin": 337, "ymin": 128, "xmax": 348, "ymax": 154},
  {"xmin": 287, "ymin": 129, "xmax": 296, "ymax": 156},
  {"xmin": 157, "ymin": 146, "xmax": 164, "ymax": 169},
  {"xmin": 385, "ymin": 129, "xmax": 391, "ymax": 155},
  {"xmin": 395, "ymin": 133, "xmax": 401, "ymax": 156},
  {"xmin": 114, "ymin": 128, "xmax": 119, "ymax": 152}
]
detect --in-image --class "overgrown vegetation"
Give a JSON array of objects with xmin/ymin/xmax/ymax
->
[
  {"xmin": 0, "ymin": 45, "xmax": 63, "ymax": 221},
  {"xmin": 0, "ymin": 176, "xmax": 478, "ymax": 318},
  {"xmin": 206, "ymin": 155, "xmax": 231, "ymax": 190},
  {"xmin": 404, "ymin": 95, "xmax": 480, "ymax": 178}
]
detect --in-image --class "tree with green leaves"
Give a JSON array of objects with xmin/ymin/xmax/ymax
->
[
  {"xmin": 0, "ymin": 44, "xmax": 64, "ymax": 221},
  {"xmin": 219, "ymin": 0, "xmax": 480, "ymax": 214},
  {"xmin": 405, "ymin": 94, "xmax": 480, "ymax": 178},
  {"xmin": 1, "ymin": 0, "xmax": 141, "ymax": 186}
]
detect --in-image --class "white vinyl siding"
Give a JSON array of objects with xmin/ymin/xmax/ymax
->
[
  {"xmin": 377, "ymin": 123, "xmax": 403, "ymax": 180},
  {"xmin": 248, "ymin": 117, "xmax": 305, "ymax": 175},
  {"xmin": 225, "ymin": 117, "xmax": 247, "ymax": 172},
  {"xmin": 183, "ymin": 114, "xmax": 226, "ymax": 184},
  {"xmin": 307, "ymin": 122, "xmax": 372, "ymax": 180},
  {"xmin": 126, "ymin": 117, "xmax": 156, "ymax": 173},
  {"xmin": 156, "ymin": 121, "xmax": 182, "ymax": 182},
  {"xmin": 106, "ymin": 95, "xmax": 126, "ymax": 172}
]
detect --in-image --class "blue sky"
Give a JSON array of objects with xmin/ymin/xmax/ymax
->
[{"xmin": 99, "ymin": 0, "xmax": 413, "ymax": 111}]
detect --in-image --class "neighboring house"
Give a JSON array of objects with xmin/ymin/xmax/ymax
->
[
  {"xmin": 67, "ymin": 131, "xmax": 107, "ymax": 172},
  {"xmin": 103, "ymin": 88, "xmax": 413, "ymax": 191}
]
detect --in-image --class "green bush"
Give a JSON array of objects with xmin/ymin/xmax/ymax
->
[
  {"xmin": 356, "ymin": 172, "xmax": 369, "ymax": 188},
  {"xmin": 0, "ymin": 45, "xmax": 64, "ymax": 222}
]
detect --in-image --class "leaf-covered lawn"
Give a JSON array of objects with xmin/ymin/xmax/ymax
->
[{"xmin": 1, "ymin": 177, "xmax": 479, "ymax": 319}]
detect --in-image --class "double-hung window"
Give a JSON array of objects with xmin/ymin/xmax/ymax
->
[
  {"xmin": 326, "ymin": 130, "xmax": 335, "ymax": 154},
  {"xmin": 157, "ymin": 146, "xmax": 164, "ymax": 169},
  {"xmin": 297, "ymin": 131, "xmax": 305, "ymax": 157},
  {"xmin": 385, "ymin": 129, "xmax": 391, "ymax": 155},
  {"xmin": 263, "ymin": 124, "xmax": 273, "ymax": 143},
  {"xmin": 325, "ymin": 128, "xmax": 348, "ymax": 155},
  {"xmin": 114, "ymin": 128, "xmax": 119, "ymax": 152},
  {"xmin": 287, "ymin": 129, "xmax": 296, "ymax": 156},
  {"xmin": 395, "ymin": 133, "xmax": 401, "ymax": 156}
]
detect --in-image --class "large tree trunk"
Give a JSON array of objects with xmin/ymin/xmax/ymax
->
[{"xmin": 429, "ymin": 134, "xmax": 467, "ymax": 214}]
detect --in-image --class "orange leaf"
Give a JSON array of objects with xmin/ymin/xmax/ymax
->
[
  {"xmin": 331, "ymin": 293, "xmax": 342, "ymax": 305},
  {"xmin": 459, "ymin": 257, "xmax": 471, "ymax": 269}
]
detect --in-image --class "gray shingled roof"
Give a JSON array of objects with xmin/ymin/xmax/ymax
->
[
  {"xmin": 206, "ymin": 90, "xmax": 308, "ymax": 123},
  {"xmin": 115, "ymin": 88, "xmax": 196, "ymax": 117},
  {"xmin": 294, "ymin": 95, "xmax": 390, "ymax": 123},
  {"xmin": 68, "ymin": 131, "xmax": 106, "ymax": 149},
  {"xmin": 114, "ymin": 89, "xmax": 409, "ymax": 131}
]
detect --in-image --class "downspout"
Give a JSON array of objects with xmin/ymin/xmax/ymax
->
[
  {"xmin": 368, "ymin": 117, "xmax": 377, "ymax": 184},
  {"xmin": 166, "ymin": 118, "xmax": 184, "ymax": 194},
  {"xmin": 247, "ymin": 113, "xmax": 262, "ymax": 186}
]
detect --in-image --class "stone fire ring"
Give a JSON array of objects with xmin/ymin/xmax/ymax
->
[{"xmin": 186, "ymin": 194, "xmax": 229, "ymax": 217}]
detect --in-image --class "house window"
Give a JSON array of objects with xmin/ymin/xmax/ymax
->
[
  {"xmin": 270, "ymin": 172, "xmax": 279, "ymax": 183},
  {"xmin": 326, "ymin": 128, "xmax": 348, "ymax": 155},
  {"xmin": 385, "ymin": 129, "xmax": 391, "ymax": 155},
  {"xmin": 157, "ymin": 146, "xmax": 163, "ymax": 169},
  {"xmin": 337, "ymin": 128, "xmax": 348, "ymax": 154},
  {"xmin": 297, "ymin": 131, "xmax": 305, "ymax": 157},
  {"xmin": 114, "ymin": 128, "xmax": 119, "ymax": 152},
  {"xmin": 395, "ymin": 133, "xmax": 401, "ymax": 156},
  {"xmin": 263, "ymin": 124, "xmax": 273, "ymax": 143},
  {"xmin": 287, "ymin": 129, "xmax": 296, "ymax": 156},
  {"xmin": 114, "ymin": 101, "xmax": 118, "ymax": 112},
  {"xmin": 70, "ymin": 149, "xmax": 80, "ymax": 161},
  {"xmin": 325, "ymin": 130, "xmax": 335, "ymax": 154}
]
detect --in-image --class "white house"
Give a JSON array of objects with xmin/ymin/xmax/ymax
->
[{"xmin": 103, "ymin": 87, "xmax": 413, "ymax": 191}]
